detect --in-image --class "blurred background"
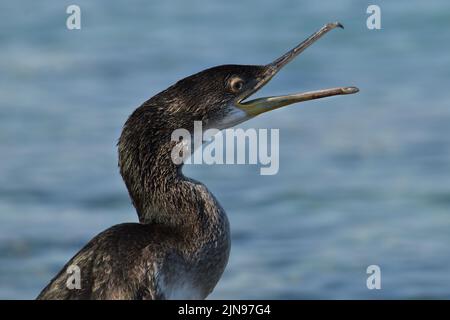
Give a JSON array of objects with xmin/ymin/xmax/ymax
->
[{"xmin": 1, "ymin": 0, "xmax": 450, "ymax": 299}]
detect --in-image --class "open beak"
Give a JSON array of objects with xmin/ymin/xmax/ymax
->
[{"xmin": 236, "ymin": 22, "xmax": 359, "ymax": 117}]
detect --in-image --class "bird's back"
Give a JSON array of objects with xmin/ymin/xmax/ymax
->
[{"xmin": 37, "ymin": 223, "xmax": 193, "ymax": 300}]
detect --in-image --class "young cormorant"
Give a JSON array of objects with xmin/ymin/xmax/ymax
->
[{"xmin": 37, "ymin": 22, "xmax": 358, "ymax": 300}]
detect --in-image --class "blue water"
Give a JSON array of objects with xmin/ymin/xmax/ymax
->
[{"xmin": 1, "ymin": 0, "xmax": 450, "ymax": 299}]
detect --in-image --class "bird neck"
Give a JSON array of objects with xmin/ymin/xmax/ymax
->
[{"xmin": 118, "ymin": 105, "xmax": 202, "ymax": 226}]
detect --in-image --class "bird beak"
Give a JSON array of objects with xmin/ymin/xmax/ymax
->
[{"xmin": 236, "ymin": 22, "xmax": 359, "ymax": 117}]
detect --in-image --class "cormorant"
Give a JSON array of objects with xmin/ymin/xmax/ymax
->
[{"xmin": 37, "ymin": 22, "xmax": 358, "ymax": 300}]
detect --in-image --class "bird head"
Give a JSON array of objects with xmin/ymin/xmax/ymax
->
[{"xmin": 157, "ymin": 22, "xmax": 358, "ymax": 132}]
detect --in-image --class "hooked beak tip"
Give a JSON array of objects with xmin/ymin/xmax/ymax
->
[{"xmin": 333, "ymin": 22, "xmax": 344, "ymax": 29}]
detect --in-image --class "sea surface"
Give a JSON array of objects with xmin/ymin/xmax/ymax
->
[{"xmin": 1, "ymin": 0, "xmax": 450, "ymax": 299}]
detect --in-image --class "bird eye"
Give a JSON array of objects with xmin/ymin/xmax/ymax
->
[{"xmin": 229, "ymin": 78, "xmax": 245, "ymax": 93}]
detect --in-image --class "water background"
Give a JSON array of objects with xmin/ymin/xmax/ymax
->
[{"xmin": 1, "ymin": 0, "xmax": 450, "ymax": 299}]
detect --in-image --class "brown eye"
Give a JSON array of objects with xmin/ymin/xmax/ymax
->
[{"xmin": 229, "ymin": 78, "xmax": 245, "ymax": 93}]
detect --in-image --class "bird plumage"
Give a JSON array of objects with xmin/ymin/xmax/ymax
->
[{"xmin": 37, "ymin": 23, "xmax": 357, "ymax": 299}]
